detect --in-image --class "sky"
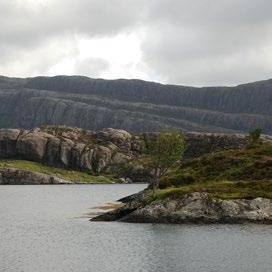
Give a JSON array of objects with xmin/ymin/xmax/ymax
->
[{"xmin": 0, "ymin": 0, "xmax": 272, "ymax": 86}]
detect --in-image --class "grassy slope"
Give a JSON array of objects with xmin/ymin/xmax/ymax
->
[
  {"xmin": 0, "ymin": 159, "xmax": 116, "ymax": 183},
  {"xmin": 156, "ymin": 143, "xmax": 272, "ymax": 200}
]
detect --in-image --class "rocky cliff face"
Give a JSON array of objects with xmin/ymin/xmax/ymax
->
[
  {"xmin": 0, "ymin": 126, "xmax": 249, "ymax": 174},
  {"xmin": 92, "ymin": 192, "xmax": 272, "ymax": 224},
  {"xmin": 0, "ymin": 127, "xmax": 133, "ymax": 173},
  {"xmin": 0, "ymin": 75, "xmax": 272, "ymax": 133}
]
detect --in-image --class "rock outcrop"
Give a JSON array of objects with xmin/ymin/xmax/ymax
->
[
  {"xmin": 0, "ymin": 127, "xmax": 134, "ymax": 173},
  {"xmin": 0, "ymin": 127, "xmax": 253, "ymax": 175},
  {"xmin": 92, "ymin": 192, "xmax": 272, "ymax": 224},
  {"xmin": 0, "ymin": 168, "xmax": 70, "ymax": 185},
  {"xmin": 184, "ymin": 133, "xmax": 248, "ymax": 158}
]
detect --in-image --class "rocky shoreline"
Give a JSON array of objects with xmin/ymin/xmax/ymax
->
[
  {"xmin": 91, "ymin": 190, "xmax": 272, "ymax": 224},
  {"xmin": 0, "ymin": 168, "xmax": 71, "ymax": 185}
]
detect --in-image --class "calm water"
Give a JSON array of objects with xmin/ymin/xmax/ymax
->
[{"xmin": 0, "ymin": 185, "xmax": 272, "ymax": 272}]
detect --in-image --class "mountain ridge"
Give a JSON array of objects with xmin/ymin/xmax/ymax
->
[{"xmin": 0, "ymin": 75, "xmax": 271, "ymax": 133}]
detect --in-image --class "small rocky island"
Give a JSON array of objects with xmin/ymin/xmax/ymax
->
[{"xmin": 92, "ymin": 133, "xmax": 272, "ymax": 224}]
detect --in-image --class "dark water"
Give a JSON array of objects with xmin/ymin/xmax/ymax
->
[{"xmin": 0, "ymin": 185, "xmax": 272, "ymax": 272}]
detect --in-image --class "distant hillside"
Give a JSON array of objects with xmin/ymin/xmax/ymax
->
[{"xmin": 0, "ymin": 75, "xmax": 272, "ymax": 133}]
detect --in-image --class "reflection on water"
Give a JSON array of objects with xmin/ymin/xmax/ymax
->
[{"xmin": 0, "ymin": 184, "xmax": 272, "ymax": 272}]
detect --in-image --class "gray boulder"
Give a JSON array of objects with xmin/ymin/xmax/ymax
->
[
  {"xmin": 96, "ymin": 128, "xmax": 132, "ymax": 152},
  {"xmin": 92, "ymin": 146, "xmax": 112, "ymax": 173},
  {"xmin": 16, "ymin": 131, "xmax": 51, "ymax": 161},
  {"xmin": 44, "ymin": 137, "xmax": 61, "ymax": 165},
  {"xmin": 79, "ymin": 147, "xmax": 94, "ymax": 172}
]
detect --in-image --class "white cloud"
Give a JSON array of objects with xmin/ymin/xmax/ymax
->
[
  {"xmin": 48, "ymin": 32, "xmax": 154, "ymax": 80},
  {"xmin": 74, "ymin": 57, "xmax": 109, "ymax": 78}
]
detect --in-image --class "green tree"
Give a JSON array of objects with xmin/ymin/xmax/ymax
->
[
  {"xmin": 139, "ymin": 130, "xmax": 185, "ymax": 199},
  {"xmin": 248, "ymin": 128, "xmax": 263, "ymax": 145}
]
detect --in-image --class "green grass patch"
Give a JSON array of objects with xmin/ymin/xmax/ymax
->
[
  {"xmin": 149, "ymin": 179, "xmax": 272, "ymax": 201},
  {"xmin": 148, "ymin": 144, "xmax": 272, "ymax": 202},
  {"xmin": 0, "ymin": 159, "xmax": 116, "ymax": 183},
  {"xmin": 163, "ymin": 143, "xmax": 272, "ymax": 185}
]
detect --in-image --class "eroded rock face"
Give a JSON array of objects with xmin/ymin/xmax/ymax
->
[
  {"xmin": 45, "ymin": 137, "xmax": 61, "ymax": 165},
  {"xmin": 92, "ymin": 192, "xmax": 272, "ymax": 224},
  {"xmin": 0, "ymin": 127, "xmax": 134, "ymax": 173},
  {"xmin": 92, "ymin": 146, "xmax": 112, "ymax": 173},
  {"xmin": 184, "ymin": 133, "xmax": 247, "ymax": 158},
  {"xmin": 59, "ymin": 139, "xmax": 74, "ymax": 167},
  {"xmin": 16, "ymin": 131, "xmax": 51, "ymax": 161},
  {"xmin": 0, "ymin": 129, "xmax": 20, "ymax": 157},
  {"xmin": 79, "ymin": 147, "xmax": 94, "ymax": 171},
  {"xmin": 96, "ymin": 128, "xmax": 132, "ymax": 152}
]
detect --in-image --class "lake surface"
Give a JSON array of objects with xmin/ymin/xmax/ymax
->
[{"xmin": 1, "ymin": 184, "xmax": 272, "ymax": 272}]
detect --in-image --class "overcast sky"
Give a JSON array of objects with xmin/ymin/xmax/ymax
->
[{"xmin": 0, "ymin": 0, "xmax": 272, "ymax": 86}]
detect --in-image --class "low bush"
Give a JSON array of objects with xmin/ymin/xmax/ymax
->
[
  {"xmin": 171, "ymin": 173, "xmax": 196, "ymax": 186},
  {"xmin": 159, "ymin": 178, "xmax": 172, "ymax": 189}
]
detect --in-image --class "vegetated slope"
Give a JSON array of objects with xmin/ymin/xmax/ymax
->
[
  {"xmin": 92, "ymin": 143, "xmax": 272, "ymax": 224},
  {"xmin": 0, "ymin": 159, "xmax": 113, "ymax": 184},
  {"xmin": 160, "ymin": 143, "xmax": 272, "ymax": 200},
  {"xmin": 0, "ymin": 75, "xmax": 272, "ymax": 133}
]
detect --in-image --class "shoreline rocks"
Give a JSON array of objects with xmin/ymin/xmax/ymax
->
[
  {"xmin": 0, "ymin": 168, "xmax": 71, "ymax": 185},
  {"xmin": 91, "ymin": 192, "xmax": 272, "ymax": 224}
]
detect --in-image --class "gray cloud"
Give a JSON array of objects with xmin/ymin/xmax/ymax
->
[
  {"xmin": 0, "ymin": 0, "xmax": 145, "ymax": 48},
  {"xmin": 141, "ymin": 0, "xmax": 272, "ymax": 85},
  {"xmin": 0, "ymin": 0, "xmax": 272, "ymax": 86},
  {"xmin": 0, "ymin": 0, "xmax": 145, "ymax": 76}
]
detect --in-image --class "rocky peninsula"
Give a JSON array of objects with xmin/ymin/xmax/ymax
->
[
  {"xmin": 92, "ymin": 191, "xmax": 272, "ymax": 224},
  {"xmin": 92, "ymin": 141, "xmax": 272, "ymax": 224}
]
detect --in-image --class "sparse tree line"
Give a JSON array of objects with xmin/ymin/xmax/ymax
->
[{"xmin": 134, "ymin": 128, "xmax": 264, "ymax": 198}]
